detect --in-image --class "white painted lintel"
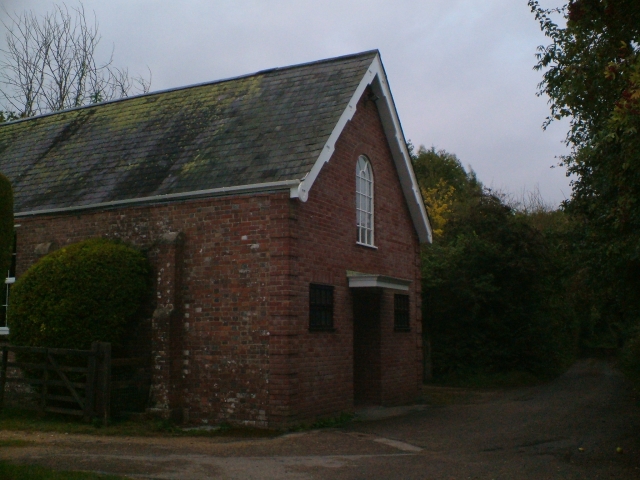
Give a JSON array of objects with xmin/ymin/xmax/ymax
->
[{"xmin": 347, "ymin": 271, "xmax": 411, "ymax": 291}]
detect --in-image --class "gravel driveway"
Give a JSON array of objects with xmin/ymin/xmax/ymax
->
[{"xmin": 1, "ymin": 359, "xmax": 639, "ymax": 479}]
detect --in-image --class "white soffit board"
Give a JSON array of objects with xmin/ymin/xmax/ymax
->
[
  {"xmin": 291, "ymin": 53, "xmax": 433, "ymax": 244},
  {"xmin": 16, "ymin": 180, "xmax": 299, "ymax": 217},
  {"xmin": 347, "ymin": 271, "xmax": 411, "ymax": 291}
]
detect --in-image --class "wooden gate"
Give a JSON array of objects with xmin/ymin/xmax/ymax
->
[{"xmin": 0, "ymin": 342, "xmax": 112, "ymax": 424}]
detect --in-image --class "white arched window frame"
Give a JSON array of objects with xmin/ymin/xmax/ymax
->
[{"xmin": 356, "ymin": 155, "xmax": 374, "ymax": 246}]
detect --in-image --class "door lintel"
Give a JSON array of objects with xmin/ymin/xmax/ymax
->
[{"xmin": 346, "ymin": 271, "xmax": 411, "ymax": 291}]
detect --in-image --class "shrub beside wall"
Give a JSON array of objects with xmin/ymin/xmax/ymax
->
[{"xmin": 9, "ymin": 238, "xmax": 152, "ymax": 350}]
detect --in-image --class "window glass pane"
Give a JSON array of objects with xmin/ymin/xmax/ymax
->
[{"xmin": 355, "ymin": 156, "xmax": 374, "ymax": 245}]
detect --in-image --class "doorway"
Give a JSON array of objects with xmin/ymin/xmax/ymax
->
[{"xmin": 352, "ymin": 289, "xmax": 382, "ymax": 406}]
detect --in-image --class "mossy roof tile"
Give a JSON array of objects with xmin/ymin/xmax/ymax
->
[{"xmin": 0, "ymin": 51, "xmax": 377, "ymax": 212}]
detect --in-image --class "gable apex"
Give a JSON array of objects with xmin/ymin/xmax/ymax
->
[{"xmin": 292, "ymin": 53, "xmax": 433, "ymax": 244}]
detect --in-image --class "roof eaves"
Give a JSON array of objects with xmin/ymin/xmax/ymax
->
[{"xmin": 15, "ymin": 179, "xmax": 300, "ymax": 217}]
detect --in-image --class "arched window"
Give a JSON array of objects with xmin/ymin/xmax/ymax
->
[{"xmin": 356, "ymin": 155, "xmax": 374, "ymax": 246}]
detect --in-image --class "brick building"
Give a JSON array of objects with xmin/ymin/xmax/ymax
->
[{"xmin": 0, "ymin": 51, "xmax": 432, "ymax": 427}]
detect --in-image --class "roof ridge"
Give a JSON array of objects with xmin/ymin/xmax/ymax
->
[{"xmin": 0, "ymin": 50, "xmax": 380, "ymax": 127}]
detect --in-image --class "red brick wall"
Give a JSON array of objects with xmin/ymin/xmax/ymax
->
[
  {"xmin": 13, "ymin": 195, "xmax": 279, "ymax": 427},
  {"xmin": 8, "ymin": 87, "xmax": 423, "ymax": 427},
  {"xmin": 291, "ymin": 90, "xmax": 423, "ymax": 420}
]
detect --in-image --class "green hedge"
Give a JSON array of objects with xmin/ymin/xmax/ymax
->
[
  {"xmin": 423, "ymin": 193, "xmax": 579, "ymax": 380},
  {"xmin": 620, "ymin": 333, "xmax": 640, "ymax": 392},
  {"xmin": 0, "ymin": 173, "xmax": 13, "ymax": 277},
  {"xmin": 9, "ymin": 238, "xmax": 152, "ymax": 350}
]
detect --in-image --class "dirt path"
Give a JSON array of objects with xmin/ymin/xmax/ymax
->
[{"xmin": 1, "ymin": 359, "xmax": 639, "ymax": 479}]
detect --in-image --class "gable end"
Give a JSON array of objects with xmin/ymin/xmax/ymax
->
[{"xmin": 291, "ymin": 54, "xmax": 432, "ymax": 244}]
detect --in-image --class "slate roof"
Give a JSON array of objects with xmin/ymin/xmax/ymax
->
[{"xmin": 0, "ymin": 51, "xmax": 378, "ymax": 213}]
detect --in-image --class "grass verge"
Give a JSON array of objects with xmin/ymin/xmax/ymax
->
[
  {"xmin": 0, "ymin": 407, "xmax": 357, "ymax": 438},
  {"xmin": 0, "ymin": 408, "xmax": 276, "ymax": 438},
  {"xmin": 0, "ymin": 439, "xmax": 33, "ymax": 448},
  {"xmin": 429, "ymin": 370, "xmax": 550, "ymax": 389},
  {"xmin": 287, "ymin": 412, "xmax": 354, "ymax": 431},
  {"xmin": 0, "ymin": 461, "xmax": 128, "ymax": 480}
]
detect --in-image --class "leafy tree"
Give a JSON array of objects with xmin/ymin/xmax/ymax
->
[
  {"xmin": 412, "ymin": 146, "xmax": 482, "ymax": 202},
  {"xmin": 415, "ymin": 146, "xmax": 578, "ymax": 380},
  {"xmin": 423, "ymin": 190, "xmax": 577, "ymax": 379},
  {"xmin": 421, "ymin": 179, "xmax": 456, "ymax": 238},
  {"xmin": 530, "ymin": 0, "xmax": 640, "ymax": 348},
  {"xmin": 412, "ymin": 146, "xmax": 483, "ymax": 238},
  {"xmin": 0, "ymin": 3, "xmax": 151, "ymax": 118}
]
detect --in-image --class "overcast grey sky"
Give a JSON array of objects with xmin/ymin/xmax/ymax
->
[{"xmin": 1, "ymin": 0, "xmax": 572, "ymax": 205}]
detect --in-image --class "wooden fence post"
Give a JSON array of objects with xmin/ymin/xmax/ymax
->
[
  {"xmin": 84, "ymin": 342, "xmax": 99, "ymax": 421},
  {"xmin": 96, "ymin": 342, "xmax": 111, "ymax": 426},
  {"xmin": 41, "ymin": 348, "xmax": 49, "ymax": 414},
  {"xmin": 0, "ymin": 347, "xmax": 8, "ymax": 410}
]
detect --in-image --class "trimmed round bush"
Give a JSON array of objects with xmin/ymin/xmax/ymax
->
[
  {"xmin": 0, "ymin": 173, "xmax": 13, "ymax": 276},
  {"xmin": 9, "ymin": 238, "xmax": 152, "ymax": 350}
]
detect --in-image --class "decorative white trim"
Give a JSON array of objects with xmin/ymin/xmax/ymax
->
[
  {"xmin": 15, "ymin": 180, "xmax": 300, "ymax": 217},
  {"xmin": 290, "ymin": 54, "xmax": 433, "ymax": 244},
  {"xmin": 347, "ymin": 271, "xmax": 411, "ymax": 291},
  {"xmin": 355, "ymin": 242, "xmax": 378, "ymax": 250},
  {"xmin": 292, "ymin": 65, "xmax": 376, "ymax": 203}
]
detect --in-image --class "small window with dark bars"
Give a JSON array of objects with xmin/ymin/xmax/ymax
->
[
  {"xmin": 309, "ymin": 284, "xmax": 334, "ymax": 331},
  {"xmin": 394, "ymin": 294, "xmax": 410, "ymax": 331}
]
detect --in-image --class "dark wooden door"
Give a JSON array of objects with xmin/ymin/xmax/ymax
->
[{"xmin": 352, "ymin": 290, "xmax": 381, "ymax": 406}]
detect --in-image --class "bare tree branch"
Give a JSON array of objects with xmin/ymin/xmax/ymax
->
[{"xmin": 0, "ymin": 2, "xmax": 151, "ymax": 118}]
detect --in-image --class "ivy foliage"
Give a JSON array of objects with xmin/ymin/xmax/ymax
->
[
  {"xmin": 529, "ymin": 0, "xmax": 640, "ymax": 326},
  {"xmin": 9, "ymin": 238, "xmax": 152, "ymax": 350},
  {"xmin": 414, "ymin": 148, "xmax": 578, "ymax": 380},
  {"xmin": 0, "ymin": 174, "xmax": 13, "ymax": 278},
  {"xmin": 530, "ymin": 1, "xmax": 640, "ymax": 359}
]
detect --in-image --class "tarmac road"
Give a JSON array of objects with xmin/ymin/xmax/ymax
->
[{"xmin": 1, "ymin": 359, "xmax": 639, "ymax": 479}]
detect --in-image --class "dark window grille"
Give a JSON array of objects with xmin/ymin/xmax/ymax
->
[
  {"xmin": 309, "ymin": 284, "xmax": 334, "ymax": 331},
  {"xmin": 394, "ymin": 294, "xmax": 410, "ymax": 331}
]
